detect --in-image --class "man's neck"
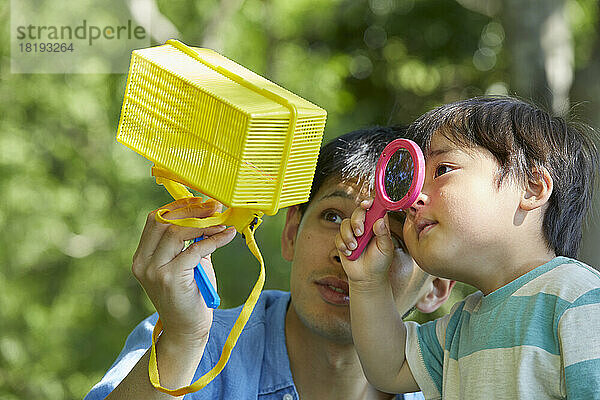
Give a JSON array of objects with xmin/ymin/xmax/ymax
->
[{"xmin": 284, "ymin": 305, "xmax": 395, "ymax": 400}]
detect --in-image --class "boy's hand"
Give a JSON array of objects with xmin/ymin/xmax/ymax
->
[
  {"xmin": 132, "ymin": 197, "xmax": 236, "ymax": 349},
  {"xmin": 335, "ymin": 199, "xmax": 395, "ymax": 285}
]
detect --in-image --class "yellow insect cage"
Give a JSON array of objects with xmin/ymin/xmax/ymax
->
[{"xmin": 117, "ymin": 39, "xmax": 326, "ymax": 396}]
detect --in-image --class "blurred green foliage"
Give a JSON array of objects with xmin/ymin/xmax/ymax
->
[{"xmin": 1, "ymin": 0, "xmax": 598, "ymax": 398}]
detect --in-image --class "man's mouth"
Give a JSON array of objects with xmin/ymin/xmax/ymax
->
[
  {"xmin": 327, "ymin": 285, "xmax": 347, "ymax": 294},
  {"xmin": 315, "ymin": 277, "xmax": 350, "ymax": 305}
]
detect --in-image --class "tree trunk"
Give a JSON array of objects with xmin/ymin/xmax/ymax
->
[
  {"xmin": 500, "ymin": 0, "xmax": 573, "ymax": 115},
  {"xmin": 571, "ymin": 36, "xmax": 600, "ymax": 267}
]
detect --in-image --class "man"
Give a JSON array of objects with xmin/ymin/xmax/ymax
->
[{"xmin": 84, "ymin": 126, "xmax": 455, "ymax": 400}]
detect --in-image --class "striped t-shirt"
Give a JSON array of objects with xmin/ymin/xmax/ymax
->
[{"xmin": 405, "ymin": 256, "xmax": 600, "ymax": 399}]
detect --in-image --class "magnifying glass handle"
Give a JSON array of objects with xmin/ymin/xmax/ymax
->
[
  {"xmin": 193, "ymin": 236, "xmax": 221, "ymax": 308},
  {"xmin": 347, "ymin": 200, "xmax": 387, "ymax": 261}
]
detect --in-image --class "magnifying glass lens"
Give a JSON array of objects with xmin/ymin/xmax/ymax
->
[{"xmin": 384, "ymin": 148, "xmax": 415, "ymax": 202}]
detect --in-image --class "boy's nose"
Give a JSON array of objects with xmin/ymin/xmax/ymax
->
[{"xmin": 407, "ymin": 191, "xmax": 429, "ymax": 216}]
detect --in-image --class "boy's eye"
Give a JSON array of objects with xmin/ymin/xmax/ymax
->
[
  {"xmin": 434, "ymin": 164, "xmax": 453, "ymax": 178},
  {"xmin": 323, "ymin": 210, "xmax": 343, "ymax": 224}
]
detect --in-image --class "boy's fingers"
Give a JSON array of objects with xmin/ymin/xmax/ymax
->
[
  {"xmin": 373, "ymin": 218, "xmax": 394, "ymax": 257},
  {"xmin": 335, "ymin": 233, "xmax": 353, "ymax": 257},
  {"xmin": 360, "ymin": 198, "xmax": 373, "ymax": 210},
  {"xmin": 350, "ymin": 207, "xmax": 366, "ymax": 237},
  {"xmin": 340, "ymin": 218, "xmax": 358, "ymax": 251}
]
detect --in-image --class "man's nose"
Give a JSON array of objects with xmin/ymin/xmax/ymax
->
[{"xmin": 330, "ymin": 246, "xmax": 342, "ymax": 265}]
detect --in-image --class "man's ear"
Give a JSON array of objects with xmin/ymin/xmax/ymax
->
[
  {"xmin": 520, "ymin": 167, "xmax": 553, "ymax": 211},
  {"xmin": 281, "ymin": 206, "xmax": 302, "ymax": 262},
  {"xmin": 415, "ymin": 278, "xmax": 456, "ymax": 314}
]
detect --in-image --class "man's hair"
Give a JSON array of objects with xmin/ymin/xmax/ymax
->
[
  {"xmin": 298, "ymin": 125, "xmax": 409, "ymax": 216},
  {"xmin": 407, "ymin": 96, "xmax": 600, "ymax": 258}
]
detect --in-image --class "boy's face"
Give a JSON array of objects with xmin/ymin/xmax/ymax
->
[
  {"xmin": 282, "ymin": 177, "xmax": 430, "ymax": 343},
  {"xmin": 403, "ymin": 131, "xmax": 525, "ymax": 284}
]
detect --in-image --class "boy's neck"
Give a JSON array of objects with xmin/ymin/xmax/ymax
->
[{"xmin": 474, "ymin": 248, "xmax": 557, "ymax": 295}]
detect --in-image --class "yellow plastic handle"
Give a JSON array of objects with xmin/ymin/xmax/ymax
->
[{"xmin": 152, "ymin": 165, "xmax": 195, "ymax": 200}]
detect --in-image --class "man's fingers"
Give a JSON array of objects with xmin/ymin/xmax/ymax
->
[
  {"xmin": 136, "ymin": 198, "xmax": 220, "ymax": 261},
  {"xmin": 173, "ymin": 227, "xmax": 237, "ymax": 270},
  {"xmin": 198, "ymin": 257, "xmax": 218, "ymax": 290},
  {"xmin": 194, "ymin": 226, "xmax": 237, "ymax": 256},
  {"xmin": 151, "ymin": 224, "xmax": 228, "ymax": 268}
]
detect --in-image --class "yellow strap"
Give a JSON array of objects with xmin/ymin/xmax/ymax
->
[
  {"xmin": 155, "ymin": 207, "xmax": 263, "ymax": 234},
  {"xmin": 148, "ymin": 224, "xmax": 265, "ymax": 396},
  {"xmin": 153, "ymin": 166, "xmax": 263, "ymax": 233},
  {"xmin": 155, "ymin": 207, "xmax": 229, "ymax": 229},
  {"xmin": 148, "ymin": 172, "xmax": 265, "ymax": 396}
]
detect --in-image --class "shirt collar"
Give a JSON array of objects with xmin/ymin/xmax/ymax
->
[{"xmin": 479, "ymin": 256, "xmax": 568, "ymax": 313}]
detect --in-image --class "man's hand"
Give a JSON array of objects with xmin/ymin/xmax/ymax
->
[
  {"xmin": 132, "ymin": 197, "xmax": 236, "ymax": 348},
  {"xmin": 106, "ymin": 197, "xmax": 236, "ymax": 399}
]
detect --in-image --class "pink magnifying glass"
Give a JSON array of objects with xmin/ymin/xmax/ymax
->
[{"xmin": 347, "ymin": 138, "xmax": 425, "ymax": 260}]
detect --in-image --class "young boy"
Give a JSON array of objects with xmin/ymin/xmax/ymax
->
[{"xmin": 337, "ymin": 97, "xmax": 600, "ymax": 399}]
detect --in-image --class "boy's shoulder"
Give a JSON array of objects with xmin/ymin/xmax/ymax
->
[{"xmin": 514, "ymin": 256, "xmax": 600, "ymax": 304}]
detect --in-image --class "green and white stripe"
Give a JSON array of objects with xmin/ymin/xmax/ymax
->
[{"xmin": 406, "ymin": 257, "xmax": 600, "ymax": 400}]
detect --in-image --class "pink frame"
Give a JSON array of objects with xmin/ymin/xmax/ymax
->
[{"xmin": 347, "ymin": 138, "xmax": 425, "ymax": 261}]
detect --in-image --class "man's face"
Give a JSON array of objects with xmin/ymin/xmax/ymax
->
[{"xmin": 282, "ymin": 177, "xmax": 430, "ymax": 343}]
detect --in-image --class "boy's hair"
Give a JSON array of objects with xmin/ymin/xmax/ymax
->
[
  {"xmin": 298, "ymin": 125, "xmax": 409, "ymax": 216},
  {"xmin": 408, "ymin": 96, "xmax": 600, "ymax": 258}
]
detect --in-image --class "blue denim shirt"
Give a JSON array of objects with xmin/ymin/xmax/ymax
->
[{"xmin": 84, "ymin": 290, "xmax": 423, "ymax": 400}]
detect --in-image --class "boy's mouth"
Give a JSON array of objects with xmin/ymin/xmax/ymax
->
[{"xmin": 415, "ymin": 218, "xmax": 437, "ymax": 239}]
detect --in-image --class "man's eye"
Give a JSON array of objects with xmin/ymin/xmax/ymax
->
[
  {"xmin": 323, "ymin": 210, "xmax": 343, "ymax": 224},
  {"xmin": 435, "ymin": 164, "xmax": 453, "ymax": 178}
]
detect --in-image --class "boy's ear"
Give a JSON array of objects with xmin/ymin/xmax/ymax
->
[
  {"xmin": 520, "ymin": 167, "xmax": 553, "ymax": 211},
  {"xmin": 415, "ymin": 278, "xmax": 456, "ymax": 314},
  {"xmin": 281, "ymin": 206, "xmax": 302, "ymax": 261}
]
